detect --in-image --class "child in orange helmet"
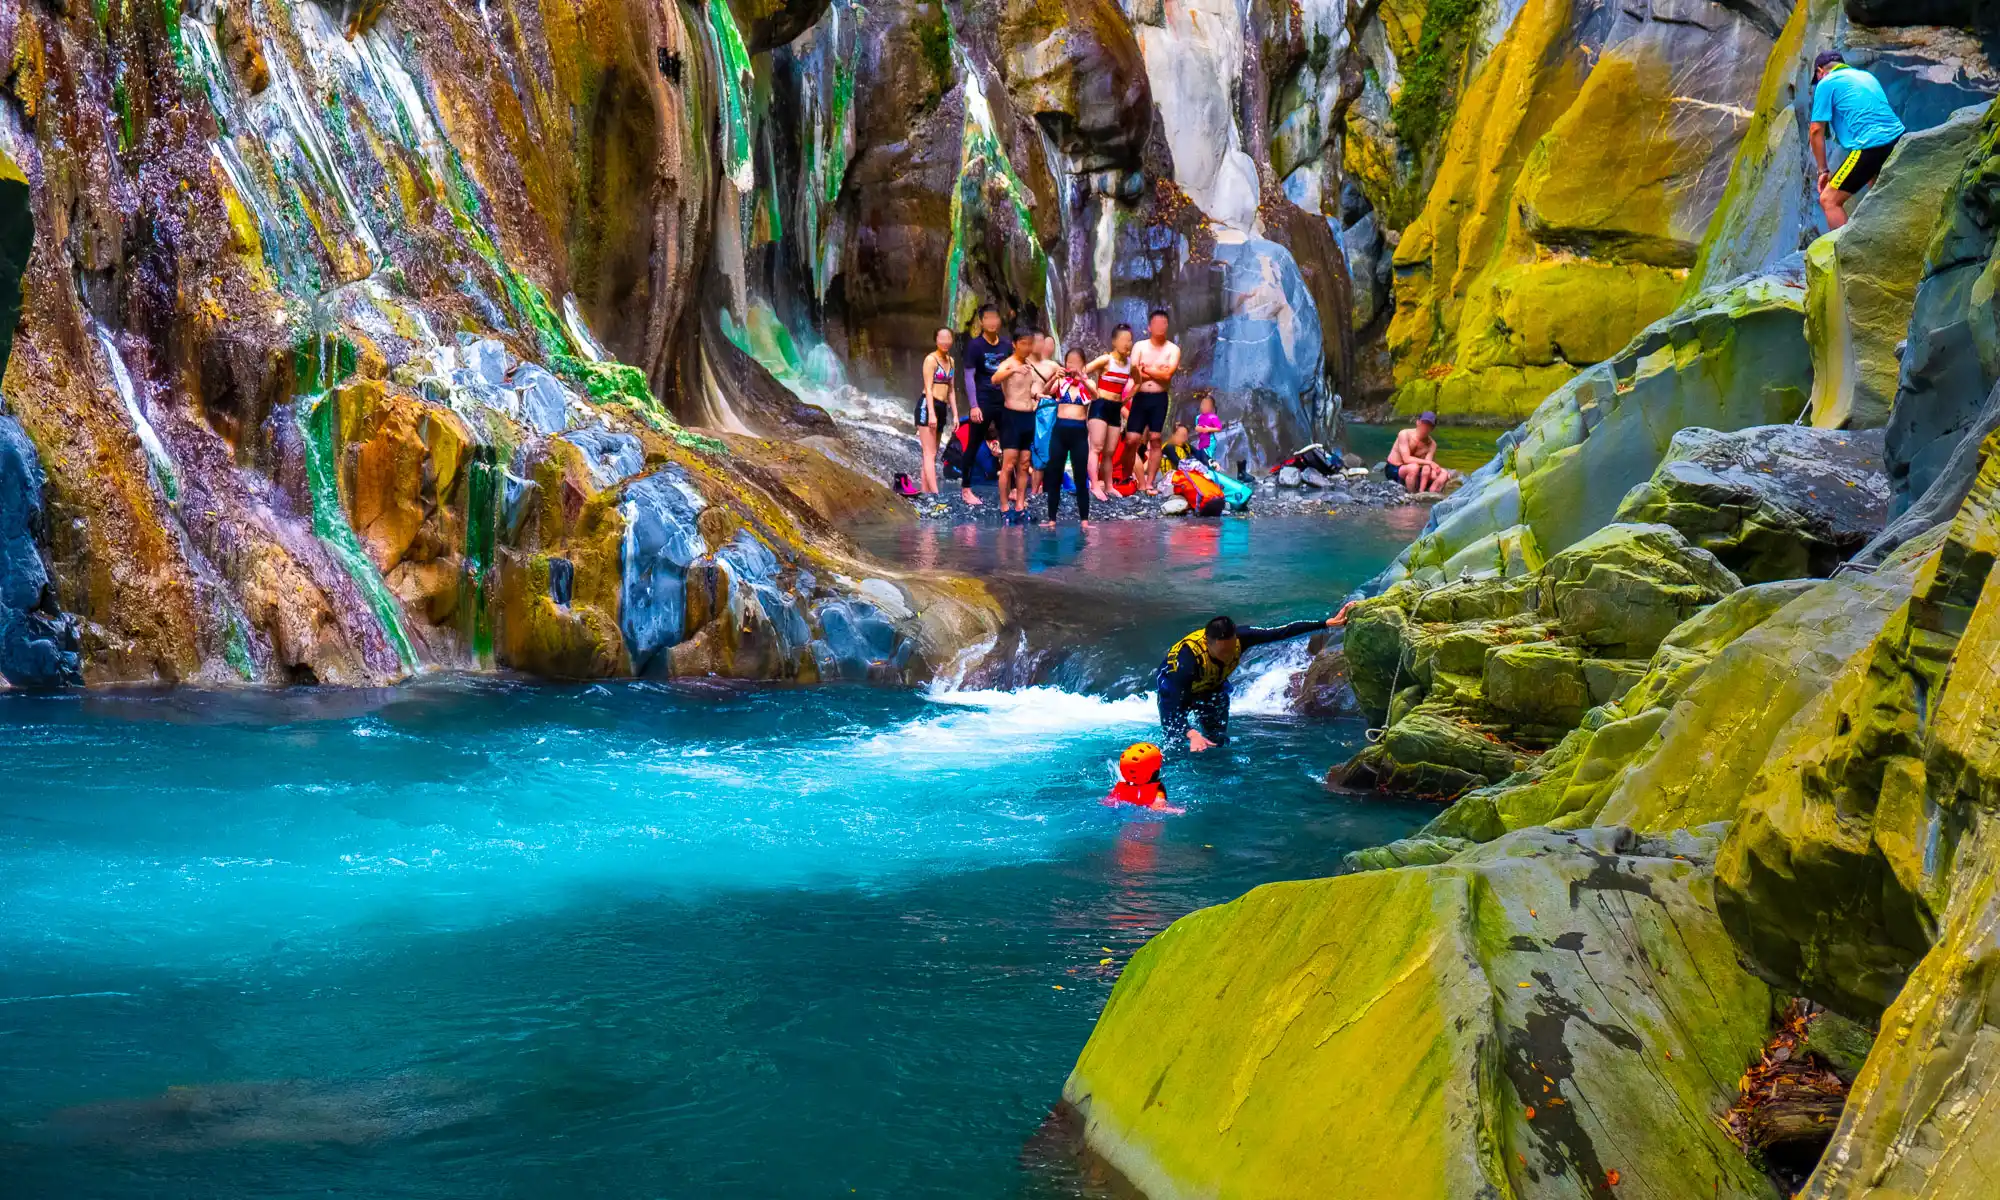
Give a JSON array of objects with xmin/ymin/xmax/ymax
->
[{"xmin": 1105, "ymin": 742, "xmax": 1181, "ymax": 812}]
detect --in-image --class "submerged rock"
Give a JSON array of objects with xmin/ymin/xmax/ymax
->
[{"xmin": 1063, "ymin": 825, "xmax": 1774, "ymax": 1198}]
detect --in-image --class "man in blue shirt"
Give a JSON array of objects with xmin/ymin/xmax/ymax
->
[{"xmin": 1810, "ymin": 50, "xmax": 1907, "ymax": 230}]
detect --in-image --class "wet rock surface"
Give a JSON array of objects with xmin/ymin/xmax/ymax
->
[{"xmin": 1064, "ymin": 824, "xmax": 1775, "ymax": 1198}]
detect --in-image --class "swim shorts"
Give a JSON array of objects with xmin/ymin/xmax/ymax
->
[
  {"xmin": 1088, "ymin": 399, "xmax": 1124, "ymax": 425},
  {"xmin": 1128, "ymin": 392, "xmax": 1169, "ymax": 436},
  {"xmin": 998, "ymin": 407, "xmax": 1037, "ymax": 452},
  {"xmin": 1829, "ymin": 137, "xmax": 1899, "ymax": 192},
  {"xmin": 1381, "ymin": 460, "xmax": 1401, "ymax": 483}
]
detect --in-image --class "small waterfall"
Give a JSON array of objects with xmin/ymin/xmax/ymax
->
[
  {"xmin": 255, "ymin": 29, "xmax": 384, "ymax": 272},
  {"xmin": 561, "ymin": 296, "xmax": 607, "ymax": 362},
  {"xmin": 294, "ymin": 335, "xmax": 418, "ymax": 671},
  {"xmin": 942, "ymin": 37, "xmax": 1056, "ymax": 329},
  {"xmin": 797, "ymin": 2, "xmax": 858, "ymax": 301},
  {"xmin": 89, "ymin": 321, "xmax": 181, "ymax": 503},
  {"xmin": 707, "ymin": 0, "xmax": 757, "ymax": 192},
  {"xmin": 1094, "ymin": 196, "xmax": 1117, "ymax": 312}
]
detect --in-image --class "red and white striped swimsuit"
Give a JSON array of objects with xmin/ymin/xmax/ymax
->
[{"xmin": 1096, "ymin": 358, "xmax": 1131, "ymax": 400}]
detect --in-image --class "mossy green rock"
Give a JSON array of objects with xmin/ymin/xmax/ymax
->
[
  {"xmin": 1415, "ymin": 579, "xmax": 1819, "ymax": 843},
  {"xmin": 1483, "ymin": 642, "xmax": 1592, "ymax": 728},
  {"xmin": 1705, "ymin": 433, "xmax": 2000, "ymax": 1196},
  {"xmin": 1598, "ymin": 556, "xmax": 1921, "ymax": 840},
  {"xmin": 1340, "ymin": 524, "xmax": 1736, "ymax": 799},
  {"xmin": 1805, "ymin": 104, "xmax": 1987, "ymax": 430},
  {"xmin": 1538, "ymin": 523, "xmax": 1741, "ymax": 656},
  {"xmin": 1062, "ymin": 825, "xmax": 1776, "ymax": 1200},
  {"xmin": 1390, "ymin": 268, "xmax": 1812, "ymax": 589},
  {"xmin": 1331, "ymin": 702, "xmax": 1530, "ymax": 796}
]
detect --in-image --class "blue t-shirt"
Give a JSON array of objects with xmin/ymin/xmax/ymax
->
[
  {"xmin": 1811, "ymin": 65, "xmax": 1906, "ymax": 151},
  {"xmin": 966, "ymin": 333, "xmax": 1011, "ymax": 406}
]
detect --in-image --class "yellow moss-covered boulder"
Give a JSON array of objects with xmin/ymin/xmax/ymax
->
[
  {"xmin": 1385, "ymin": 0, "xmax": 1778, "ymax": 424},
  {"xmin": 1063, "ymin": 825, "xmax": 1776, "ymax": 1200}
]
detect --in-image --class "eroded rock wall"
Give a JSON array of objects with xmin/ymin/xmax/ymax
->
[{"xmin": 0, "ymin": 0, "xmax": 999, "ymax": 687}]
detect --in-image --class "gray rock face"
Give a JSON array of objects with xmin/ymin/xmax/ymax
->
[
  {"xmin": 1884, "ymin": 106, "xmax": 2000, "ymax": 516},
  {"xmin": 511, "ymin": 364, "xmax": 574, "ymax": 436},
  {"xmin": 1614, "ymin": 425, "xmax": 1890, "ymax": 582},
  {"xmin": 618, "ymin": 469, "xmax": 710, "ymax": 675},
  {"xmin": 562, "ymin": 428, "xmax": 646, "ymax": 489},
  {"xmin": 811, "ymin": 597, "xmax": 909, "ymax": 682},
  {"xmin": 0, "ymin": 413, "xmax": 82, "ymax": 687},
  {"xmin": 717, "ymin": 531, "xmax": 812, "ymax": 651}
]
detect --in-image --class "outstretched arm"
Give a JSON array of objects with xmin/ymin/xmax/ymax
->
[{"xmin": 1234, "ymin": 604, "xmax": 1356, "ymax": 649}]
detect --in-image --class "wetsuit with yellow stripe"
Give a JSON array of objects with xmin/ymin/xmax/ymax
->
[{"xmin": 1156, "ymin": 620, "xmax": 1323, "ymax": 746}]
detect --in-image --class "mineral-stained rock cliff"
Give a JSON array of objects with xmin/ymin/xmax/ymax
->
[{"xmin": 0, "ymin": 0, "xmax": 1011, "ymax": 687}]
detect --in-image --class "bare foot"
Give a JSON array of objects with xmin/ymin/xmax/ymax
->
[
  {"xmin": 1091, "ymin": 488, "xmax": 1111, "ymax": 502},
  {"xmin": 1079, "ymin": 520, "xmax": 1092, "ymax": 529},
  {"xmin": 1040, "ymin": 521, "xmax": 1056, "ymax": 530},
  {"xmin": 962, "ymin": 489, "xmax": 983, "ymax": 506}
]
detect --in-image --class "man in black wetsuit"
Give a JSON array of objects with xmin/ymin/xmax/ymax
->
[
  {"xmin": 1157, "ymin": 605, "xmax": 1355, "ymax": 752},
  {"xmin": 961, "ymin": 304, "xmax": 1011, "ymax": 507}
]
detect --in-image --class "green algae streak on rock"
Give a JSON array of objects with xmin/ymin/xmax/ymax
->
[{"xmin": 1062, "ymin": 825, "xmax": 1776, "ymax": 1199}]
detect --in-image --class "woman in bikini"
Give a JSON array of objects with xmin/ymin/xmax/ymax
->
[
  {"xmin": 916, "ymin": 327, "xmax": 958, "ymax": 496},
  {"xmin": 1083, "ymin": 323, "xmax": 1136, "ymax": 502}
]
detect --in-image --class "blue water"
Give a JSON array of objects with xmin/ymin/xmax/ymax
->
[{"xmin": 0, "ymin": 517, "xmax": 1431, "ymax": 1198}]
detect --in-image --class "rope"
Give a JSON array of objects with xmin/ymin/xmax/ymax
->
[{"xmin": 1363, "ymin": 643, "xmax": 1408, "ymax": 743}]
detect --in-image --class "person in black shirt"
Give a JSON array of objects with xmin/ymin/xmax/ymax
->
[
  {"xmin": 961, "ymin": 304, "xmax": 1011, "ymax": 507},
  {"xmin": 1157, "ymin": 606, "xmax": 1354, "ymax": 752}
]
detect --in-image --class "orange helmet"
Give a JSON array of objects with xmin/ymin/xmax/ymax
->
[{"xmin": 1118, "ymin": 742, "xmax": 1164, "ymax": 784}]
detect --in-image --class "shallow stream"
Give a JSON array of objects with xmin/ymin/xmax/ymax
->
[{"xmin": 1, "ymin": 516, "xmax": 1432, "ymax": 1197}]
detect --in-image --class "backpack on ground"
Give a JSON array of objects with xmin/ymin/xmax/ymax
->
[
  {"xmin": 943, "ymin": 420, "xmax": 971, "ymax": 479},
  {"xmin": 1172, "ymin": 468, "xmax": 1226, "ymax": 516}
]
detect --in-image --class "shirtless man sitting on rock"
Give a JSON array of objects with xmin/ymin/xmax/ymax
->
[{"xmin": 1385, "ymin": 411, "xmax": 1449, "ymax": 493}]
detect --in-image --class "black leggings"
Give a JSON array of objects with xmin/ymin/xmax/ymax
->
[
  {"xmin": 1159, "ymin": 689, "xmax": 1229, "ymax": 747},
  {"xmin": 1046, "ymin": 423, "xmax": 1091, "ymax": 521}
]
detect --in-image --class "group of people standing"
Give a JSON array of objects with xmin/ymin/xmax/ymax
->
[{"xmin": 912, "ymin": 306, "xmax": 1190, "ymax": 526}]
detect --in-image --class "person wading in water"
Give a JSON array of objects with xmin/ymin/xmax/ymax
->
[
  {"xmin": 915, "ymin": 328, "xmax": 957, "ymax": 497},
  {"xmin": 1157, "ymin": 605, "xmax": 1354, "ymax": 753},
  {"xmin": 1083, "ymin": 324, "xmax": 1136, "ymax": 502}
]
